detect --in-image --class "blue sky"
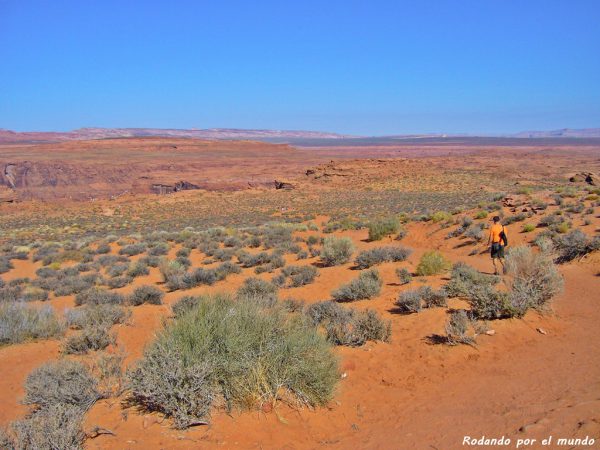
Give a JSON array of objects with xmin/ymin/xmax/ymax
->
[{"xmin": 1, "ymin": 0, "xmax": 599, "ymax": 135}]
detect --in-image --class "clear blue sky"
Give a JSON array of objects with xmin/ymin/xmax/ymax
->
[{"xmin": 1, "ymin": 0, "xmax": 599, "ymax": 135}]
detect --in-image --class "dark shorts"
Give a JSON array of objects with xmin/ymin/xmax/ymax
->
[{"xmin": 491, "ymin": 243, "xmax": 505, "ymax": 259}]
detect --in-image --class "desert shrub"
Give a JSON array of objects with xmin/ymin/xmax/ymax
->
[
  {"xmin": 280, "ymin": 265, "xmax": 318, "ymax": 287},
  {"xmin": 296, "ymin": 250, "xmax": 308, "ymax": 260},
  {"xmin": 368, "ymin": 217, "xmax": 400, "ymax": 241},
  {"xmin": 396, "ymin": 285, "xmax": 446, "ymax": 312},
  {"xmin": 214, "ymin": 261, "xmax": 242, "ymax": 279},
  {"xmin": 148, "ymin": 243, "xmax": 169, "ymax": 256},
  {"xmin": 62, "ymin": 325, "xmax": 114, "ymax": 354},
  {"xmin": 139, "ymin": 255, "xmax": 162, "ymax": 267},
  {"xmin": 105, "ymin": 275, "xmax": 132, "ymax": 289},
  {"xmin": 236, "ymin": 277, "xmax": 278, "ymax": 306},
  {"xmin": 281, "ymin": 297, "xmax": 305, "ymax": 312},
  {"xmin": 320, "ymin": 236, "xmax": 355, "ymax": 266},
  {"xmin": 420, "ymin": 286, "xmax": 448, "ymax": 308},
  {"xmin": 396, "ymin": 267, "xmax": 412, "ymax": 284},
  {"xmin": 332, "ymin": 268, "xmax": 382, "ymax": 302},
  {"xmin": 95, "ymin": 243, "xmax": 111, "ymax": 254},
  {"xmin": 0, "ymin": 278, "xmax": 4, "ymax": 289},
  {"xmin": 522, "ymin": 223, "xmax": 536, "ymax": 233},
  {"xmin": 0, "ymin": 303, "xmax": 64, "ymax": 345},
  {"xmin": 553, "ymin": 229, "xmax": 600, "ymax": 263},
  {"xmin": 415, "ymin": 251, "xmax": 451, "ymax": 276},
  {"xmin": 24, "ymin": 359, "xmax": 100, "ymax": 411},
  {"xmin": 106, "ymin": 262, "xmax": 128, "ymax": 277},
  {"xmin": 21, "ymin": 286, "xmax": 49, "ymax": 302},
  {"xmin": 503, "ymin": 213, "xmax": 526, "ymax": 225},
  {"xmin": 306, "ymin": 235, "xmax": 319, "ymax": 246},
  {"xmin": 0, "ymin": 285, "xmax": 22, "ymax": 303},
  {"xmin": 176, "ymin": 248, "xmax": 191, "ymax": 258},
  {"xmin": 445, "ymin": 310, "xmax": 474, "ymax": 345},
  {"xmin": 127, "ymin": 295, "xmax": 338, "ymax": 428},
  {"xmin": 354, "ymin": 246, "xmax": 412, "ymax": 269},
  {"xmin": 505, "ymin": 246, "xmax": 563, "ymax": 312},
  {"xmin": 468, "ymin": 284, "xmax": 514, "ymax": 319},
  {"xmin": 11, "ymin": 403, "xmax": 86, "ymax": 450},
  {"xmin": 445, "ymin": 262, "xmax": 499, "ymax": 298},
  {"xmin": 128, "ymin": 285, "xmax": 164, "ymax": 306},
  {"xmin": 97, "ymin": 254, "xmax": 129, "ymax": 267},
  {"xmin": 430, "ymin": 211, "xmax": 452, "ymax": 223},
  {"xmin": 464, "ymin": 224, "xmax": 484, "ymax": 242},
  {"xmin": 119, "ymin": 243, "xmax": 146, "ymax": 256},
  {"xmin": 172, "ymin": 295, "xmax": 204, "ymax": 318},
  {"xmin": 305, "ymin": 301, "xmax": 390, "ymax": 347},
  {"xmin": 65, "ymin": 304, "xmax": 129, "ymax": 330},
  {"xmin": 0, "ymin": 257, "xmax": 13, "ymax": 274},
  {"xmin": 474, "ymin": 210, "xmax": 488, "ymax": 219},
  {"xmin": 538, "ymin": 214, "xmax": 562, "ymax": 228},
  {"xmin": 75, "ymin": 288, "xmax": 125, "ymax": 306},
  {"xmin": 128, "ymin": 260, "xmax": 150, "ymax": 277}
]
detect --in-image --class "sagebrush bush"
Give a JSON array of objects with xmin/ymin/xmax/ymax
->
[
  {"xmin": 331, "ymin": 269, "xmax": 382, "ymax": 302},
  {"xmin": 320, "ymin": 236, "xmax": 355, "ymax": 266},
  {"xmin": 128, "ymin": 285, "xmax": 164, "ymax": 306},
  {"xmin": 305, "ymin": 301, "xmax": 391, "ymax": 347},
  {"xmin": 553, "ymin": 229, "xmax": 600, "ymax": 263},
  {"xmin": 11, "ymin": 403, "xmax": 86, "ymax": 450},
  {"xmin": 395, "ymin": 285, "xmax": 447, "ymax": 313},
  {"xmin": 75, "ymin": 288, "xmax": 125, "ymax": 306},
  {"xmin": 119, "ymin": 243, "xmax": 146, "ymax": 256},
  {"xmin": 396, "ymin": 267, "xmax": 412, "ymax": 284},
  {"xmin": 445, "ymin": 262, "xmax": 499, "ymax": 298},
  {"xmin": 445, "ymin": 310, "xmax": 474, "ymax": 345},
  {"xmin": 236, "ymin": 277, "xmax": 278, "ymax": 306},
  {"xmin": 354, "ymin": 246, "xmax": 412, "ymax": 269},
  {"xmin": 280, "ymin": 265, "xmax": 318, "ymax": 287},
  {"xmin": 415, "ymin": 251, "xmax": 451, "ymax": 276},
  {"xmin": 0, "ymin": 303, "xmax": 64, "ymax": 345},
  {"xmin": 127, "ymin": 295, "xmax": 338, "ymax": 428},
  {"xmin": 505, "ymin": 246, "xmax": 563, "ymax": 312},
  {"xmin": 368, "ymin": 217, "xmax": 400, "ymax": 241},
  {"xmin": 62, "ymin": 325, "xmax": 114, "ymax": 354},
  {"xmin": 65, "ymin": 304, "xmax": 129, "ymax": 330},
  {"xmin": 172, "ymin": 295, "xmax": 204, "ymax": 317},
  {"xmin": 24, "ymin": 359, "xmax": 100, "ymax": 411},
  {"xmin": 468, "ymin": 284, "xmax": 513, "ymax": 319}
]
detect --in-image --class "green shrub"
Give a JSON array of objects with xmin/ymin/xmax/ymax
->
[
  {"xmin": 0, "ymin": 303, "xmax": 64, "ymax": 345},
  {"xmin": 522, "ymin": 223, "xmax": 535, "ymax": 233},
  {"xmin": 367, "ymin": 217, "xmax": 400, "ymax": 241},
  {"xmin": 320, "ymin": 236, "xmax": 355, "ymax": 266},
  {"xmin": 467, "ymin": 284, "xmax": 514, "ymax": 319},
  {"xmin": 474, "ymin": 210, "xmax": 488, "ymax": 219},
  {"xmin": 430, "ymin": 211, "xmax": 452, "ymax": 223},
  {"xmin": 127, "ymin": 295, "xmax": 338, "ymax": 428},
  {"xmin": 331, "ymin": 269, "xmax": 382, "ymax": 302},
  {"xmin": 415, "ymin": 251, "xmax": 451, "ymax": 276},
  {"xmin": 395, "ymin": 267, "xmax": 412, "ymax": 284}
]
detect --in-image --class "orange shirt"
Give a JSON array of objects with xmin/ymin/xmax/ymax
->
[{"xmin": 489, "ymin": 223, "xmax": 505, "ymax": 243}]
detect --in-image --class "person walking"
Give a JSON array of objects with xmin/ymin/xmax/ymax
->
[{"xmin": 487, "ymin": 216, "xmax": 508, "ymax": 275}]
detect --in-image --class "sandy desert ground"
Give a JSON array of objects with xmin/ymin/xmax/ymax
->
[{"xmin": 0, "ymin": 138, "xmax": 599, "ymax": 449}]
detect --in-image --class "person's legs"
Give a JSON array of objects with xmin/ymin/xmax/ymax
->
[{"xmin": 492, "ymin": 257, "xmax": 499, "ymax": 275}]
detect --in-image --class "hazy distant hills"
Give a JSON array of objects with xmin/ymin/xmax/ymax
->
[
  {"xmin": 0, "ymin": 127, "xmax": 353, "ymax": 144},
  {"xmin": 512, "ymin": 128, "xmax": 600, "ymax": 138},
  {"xmin": 1, "ymin": 126, "xmax": 599, "ymax": 144}
]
